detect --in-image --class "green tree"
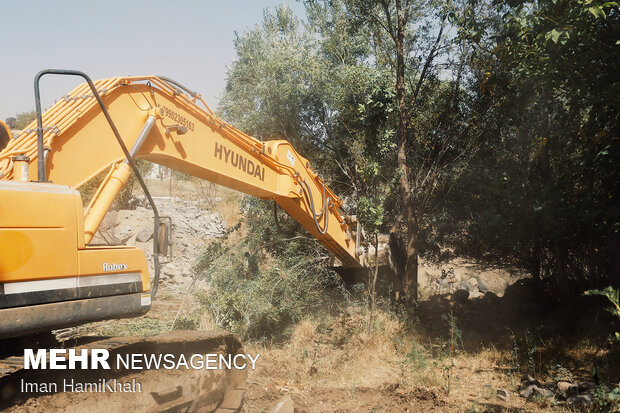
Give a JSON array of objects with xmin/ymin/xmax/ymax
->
[
  {"xmin": 444, "ymin": 0, "xmax": 620, "ymax": 300},
  {"xmin": 221, "ymin": 2, "xmax": 474, "ymax": 302},
  {"xmin": 14, "ymin": 111, "xmax": 37, "ymax": 130}
]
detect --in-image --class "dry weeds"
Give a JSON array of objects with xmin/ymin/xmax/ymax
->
[{"xmin": 243, "ymin": 306, "xmax": 599, "ymax": 412}]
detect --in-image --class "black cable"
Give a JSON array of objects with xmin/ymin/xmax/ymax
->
[
  {"xmin": 299, "ymin": 178, "xmax": 330, "ymax": 235},
  {"xmin": 119, "ymin": 83, "xmax": 154, "ymax": 111}
]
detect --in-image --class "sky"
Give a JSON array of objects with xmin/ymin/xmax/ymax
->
[{"xmin": 0, "ymin": 0, "xmax": 305, "ymax": 121}]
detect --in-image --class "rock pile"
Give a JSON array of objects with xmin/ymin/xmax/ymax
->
[
  {"xmin": 93, "ymin": 196, "xmax": 227, "ymax": 286},
  {"xmin": 517, "ymin": 374, "xmax": 610, "ymax": 408},
  {"xmin": 420, "ymin": 259, "xmax": 523, "ymax": 299},
  {"xmin": 428, "ymin": 268, "xmax": 484, "ymax": 299},
  {"xmin": 518, "ymin": 375, "xmax": 554, "ymax": 402}
]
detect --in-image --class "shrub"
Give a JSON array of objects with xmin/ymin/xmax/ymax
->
[
  {"xmin": 198, "ymin": 252, "xmax": 341, "ymax": 341},
  {"xmin": 195, "ymin": 197, "xmax": 345, "ymax": 341}
]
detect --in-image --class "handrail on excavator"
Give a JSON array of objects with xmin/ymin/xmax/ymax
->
[{"xmin": 32, "ymin": 70, "xmax": 165, "ymax": 297}]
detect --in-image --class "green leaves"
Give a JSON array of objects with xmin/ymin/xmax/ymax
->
[
  {"xmin": 588, "ymin": 5, "xmax": 606, "ymax": 18},
  {"xmin": 583, "ymin": 286, "xmax": 620, "ymax": 315},
  {"xmin": 357, "ymin": 196, "xmax": 384, "ymax": 236},
  {"xmin": 218, "ymin": 0, "xmax": 618, "ymax": 304},
  {"xmin": 544, "ymin": 28, "xmax": 565, "ymax": 44},
  {"xmin": 587, "ymin": 2, "xmax": 617, "ymax": 19},
  {"xmin": 444, "ymin": 0, "xmax": 619, "ymax": 301}
]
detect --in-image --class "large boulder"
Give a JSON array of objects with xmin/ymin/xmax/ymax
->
[
  {"xmin": 477, "ymin": 271, "xmax": 509, "ymax": 294},
  {"xmin": 114, "ymin": 225, "xmax": 133, "ymax": 243},
  {"xmin": 461, "ymin": 277, "xmax": 479, "ymax": 291}
]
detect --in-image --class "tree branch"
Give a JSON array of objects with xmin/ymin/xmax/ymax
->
[{"xmin": 410, "ymin": 16, "xmax": 447, "ymax": 113}]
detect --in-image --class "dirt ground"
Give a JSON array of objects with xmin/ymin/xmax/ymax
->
[
  {"xmin": 238, "ymin": 286, "xmax": 618, "ymax": 413},
  {"xmin": 245, "ymin": 384, "xmax": 446, "ymax": 412}
]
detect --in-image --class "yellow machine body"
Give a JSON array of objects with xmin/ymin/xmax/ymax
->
[
  {"xmin": 0, "ymin": 74, "xmax": 363, "ymax": 338},
  {"xmin": 0, "ymin": 181, "xmax": 151, "ymax": 337}
]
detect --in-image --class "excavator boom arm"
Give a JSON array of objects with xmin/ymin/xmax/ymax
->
[{"xmin": 0, "ymin": 75, "xmax": 361, "ymax": 267}]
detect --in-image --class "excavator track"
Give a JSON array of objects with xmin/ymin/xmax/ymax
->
[{"xmin": 0, "ymin": 330, "xmax": 247, "ymax": 412}]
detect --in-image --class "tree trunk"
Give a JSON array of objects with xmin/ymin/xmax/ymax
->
[
  {"xmin": 369, "ymin": 232, "xmax": 379, "ymax": 332},
  {"xmin": 394, "ymin": 0, "xmax": 419, "ymax": 302}
]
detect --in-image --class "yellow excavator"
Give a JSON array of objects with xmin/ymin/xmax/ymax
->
[{"xmin": 0, "ymin": 70, "xmax": 378, "ymax": 411}]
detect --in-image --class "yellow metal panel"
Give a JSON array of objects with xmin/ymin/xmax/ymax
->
[
  {"xmin": 45, "ymin": 92, "xmax": 149, "ymax": 189},
  {"xmin": 74, "ymin": 190, "xmax": 85, "ymax": 250},
  {"xmin": 77, "ymin": 246, "xmax": 151, "ymax": 291},
  {"xmin": 0, "ymin": 182, "xmax": 78, "ymax": 281},
  {"xmin": 83, "ymin": 162, "xmax": 131, "ymax": 243}
]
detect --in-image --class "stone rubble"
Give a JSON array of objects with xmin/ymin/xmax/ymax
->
[
  {"xmin": 92, "ymin": 196, "xmax": 227, "ymax": 286},
  {"xmin": 517, "ymin": 374, "xmax": 609, "ymax": 408},
  {"xmin": 429, "ymin": 268, "xmax": 487, "ymax": 300},
  {"xmin": 496, "ymin": 388, "xmax": 510, "ymax": 401},
  {"xmin": 97, "ymin": 195, "xmax": 518, "ymax": 302},
  {"xmin": 419, "ymin": 259, "xmax": 525, "ymax": 300}
]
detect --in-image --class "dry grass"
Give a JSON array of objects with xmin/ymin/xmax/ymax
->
[
  {"xmin": 77, "ymin": 295, "xmax": 592, "ymax": 412},
  {"xmin": 118, "ymin": 172, "xmax": 616, "ymax": 411},
  {"xmin": 243, "ymin": 306, "xmax": 595, "ymax": 412},
  {"xmin": 246, "ymin": 311, "xmax": 405, "ymax": 391}
]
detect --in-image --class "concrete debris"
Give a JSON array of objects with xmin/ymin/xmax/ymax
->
[
  {"xmin": 92, "ymin": 196, "xmax": 227, "ymax": 286},
  {"xmin": 518, "ymin": 375, "xmax": 550, "ymax": 400},
  {"xmin": 135, "ymin": 226, "xmax": 152, "ymax": 243},
  {"xmin": 519, "ymin": 384, "xmax": 553, "ymax": 401},
  {"xmin": 114, "ymin": 225, "xmax": 133, "ymax": 244},
  {"xmin": 532, "ymin": 386, "xmax": 554, "ymax": 400},
  {"xmin": 435, "ymin": 273, "xmax": 485, "ymax": 300},
  {"xmin": 556, "ymin": 381, "xmax": 573, "ymax": 393},
  {"xmin": 521, "ymin": 375, "xmax": 542, "ymax": 388},
  {"xmin": 518, "ymin": 384, "xmax": 536, "ymax": 399},
  {"xmin": 469, "ymin": 290, "xmax": 483, "ymax": 299},
  {"xmin": 566, "ymin": 394, "xmax": 593, "ymax": 407},
  {"xmin": 517, "ymin": 375, "xmax": 607, "ymax": 408},
  {"xmin": 418, "ymin": 258, "xmax": 524, "ymax": 300},
  {"xmin": 464, "ymin": 277, "xmax": 478, "ymax": 290},
  {"xmin": 163, "ymin": 264, "xmax": 183, "ymax": 280}
]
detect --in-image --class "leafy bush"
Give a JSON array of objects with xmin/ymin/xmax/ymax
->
[
  {"xmin": 195, "ymin": 197, "xmax": 345, "ymax": 341},
  {"xmin": 198, "ymin": 254, "xmax": 340, "ymax": 341}
]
